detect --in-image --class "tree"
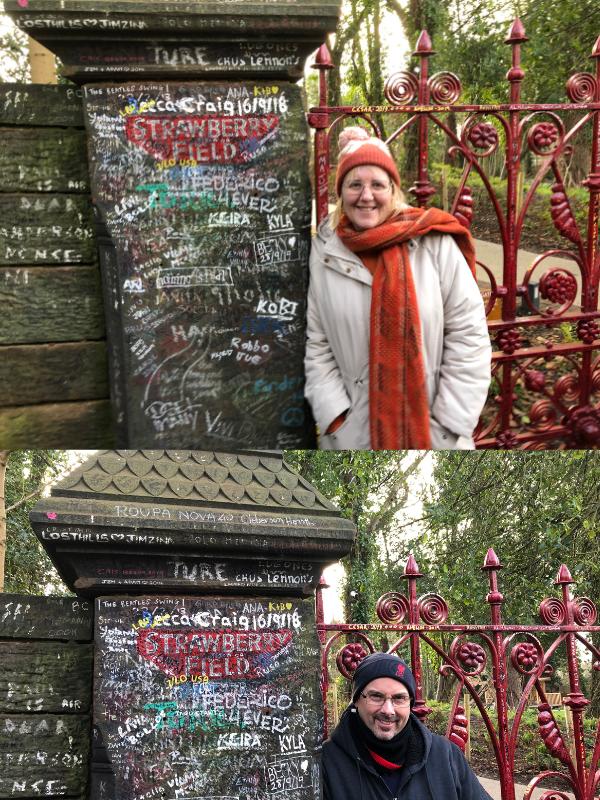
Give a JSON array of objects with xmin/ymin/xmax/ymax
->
[
  {"xmin": 286, "ymin": 450, "xmax": 426, "ymax": 622},
  {"xmin": 4, "ymin": 450, "xmax": 76, "ymax": 595},
  {"xmin": 417, "ymin": 450, "xmax": 600, "ymax": 711},
  {"xmin": 0, "ymin": 16, "xmax": 29, "ymax": 82}
]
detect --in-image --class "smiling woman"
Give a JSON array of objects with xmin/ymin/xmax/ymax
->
[{"xmin": 304, "ymin": 126, "xmax": 492, "ymax": 451}]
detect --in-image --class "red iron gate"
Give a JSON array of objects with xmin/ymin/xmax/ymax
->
[
  {"xmin": 308, "ymin": 20, "xmax": 600, "ymax": 449},
  {"xmin": 316, "ymin": 551, "xmax": 600, "ymax": 800}
]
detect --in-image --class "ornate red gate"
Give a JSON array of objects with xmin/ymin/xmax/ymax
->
[
  {"xmin": 308, "ymin": 20, "xmax": 600, "ymax": 449},
  {"xmin": 316, "ymin": 551, "xmax": 600, "ymax": 800}
]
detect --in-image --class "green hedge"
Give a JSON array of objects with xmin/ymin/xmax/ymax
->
[{"xmin": 429, "ymin": 163, "xmax": 590, "ymax": 253}]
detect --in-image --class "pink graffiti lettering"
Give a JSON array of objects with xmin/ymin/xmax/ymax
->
[
  {"xmin": 137, "ymin": 627, "xmax": 293, "ymax": 679},
  {"xmin": 125, "ymin": 114, "xmax": 280, "ymax": 163}
]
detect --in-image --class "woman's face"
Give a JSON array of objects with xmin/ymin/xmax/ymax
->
[{"xmin": 341, "ymin": 165, "xmax": 395, "ymax": 230}]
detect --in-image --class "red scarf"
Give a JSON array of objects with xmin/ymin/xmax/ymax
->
[
  {"xmin": 368, "ymin": 749, "xmax": 403, "ymax": 769},
  {"xmin": 337, "ymin": 207, "xmax": 477, "ymax": 449}
]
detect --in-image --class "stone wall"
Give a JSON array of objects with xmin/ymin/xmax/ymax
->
[
  {"xmin": 0, "ymin": 85, "xmax": 113, "ymax": 448},
  {"xmin": 0, "ymin": 594, "xmax": 94, "ymax": 800}
]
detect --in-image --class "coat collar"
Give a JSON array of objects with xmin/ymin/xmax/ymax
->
[{"xmin": 319, "ymin": 219, "xmax": 419, "ymax": 286}]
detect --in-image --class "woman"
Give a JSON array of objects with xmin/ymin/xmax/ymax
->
[{"xmin": 304, "ymin": 127, "xmax": 491, "ymax": 449}]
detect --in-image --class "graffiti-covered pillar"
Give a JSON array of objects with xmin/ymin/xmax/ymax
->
[
  {"xmin": 5, "ymin": 1, "xmax": 342, "ymax": 448},
  {"xmin": 30, "ymin": 450, "xmax": 355, "ymax": 800}
]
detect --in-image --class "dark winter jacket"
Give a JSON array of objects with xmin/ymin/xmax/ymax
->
[{"xmin": 322, "ymin": 708, "xmax": 493, "ymax": 800}]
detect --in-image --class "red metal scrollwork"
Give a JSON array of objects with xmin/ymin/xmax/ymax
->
[
  {"xmin": 336, "ymin": 642, "xmax": 370, "ymax": 677},
  {"xmin": 316, "ymin": 551, "xmax": 600, "ymax": 800},
  {"xmin": 309, "ymin": 20, "xmax": 600, "ymax": 448},
  {"xmin": 537, "ymin": 704, "xmax": 571, "ymax": 765},
  {"xmin": 377, "ymin": 591, "xmax": 409, "ymax": 624},
  {"xmin": 563, "ymin": 405, "xmax": 600, "ymax": 446}
]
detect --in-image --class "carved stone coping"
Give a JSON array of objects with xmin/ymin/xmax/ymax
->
[
  {"xmin": 30, "ymin": 450, "xmax": 356, "ymax": 596},
  {"xmin": 5, "ymin": 0, "xmax": 342, "ymax": 81}
]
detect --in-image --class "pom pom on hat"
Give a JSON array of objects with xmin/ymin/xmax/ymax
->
[
  {"xmin": 351, "ymin": 653, "xmax": 416, "ymax": 704},
  {"xmin": 335, "ymin": 127, "xmax": 401, "ymax": 195},
  {"xmin": 338, "ymin": 125, "xmax": 371, "ymax": 151}
]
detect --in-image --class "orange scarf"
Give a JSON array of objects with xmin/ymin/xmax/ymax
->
[{"xmin": 337, "ymin": 207, "xmax": 477, "ymax": 449}]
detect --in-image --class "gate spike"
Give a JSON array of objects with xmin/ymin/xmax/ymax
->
[
  {"xmin": 414, "ymin": 30, "xmax": 434, "ymax": 56},
  {"xmin": 482, "ymin": 548, "xmax": 503, "ymax": 570},
  {"xmin": 312, "ymin": 43, "xmax": 334, "ymax": 70},
  {"xmin": 555, "ymin": 564, "xmax": 574, "ymax": 585},
  {"xmin": 592, "ymin": 35, "xmax": 600, "ymax": 59},
  {"xmin": 505, "ymin": 18, "xmax": 528, "ymax": 44},
  {"xmin": 404, "ymin": 554, "xmax": 423, "ymax": 577}
]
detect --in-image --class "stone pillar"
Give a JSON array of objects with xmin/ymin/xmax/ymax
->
[
  {"xmin": 0, "ymin": 595, "xmax": 93, "ymax": 800},
  {"xmin": 30, "ymin": 450, "xmax": 355, "ymax": 800},
  {"xmin": 5, "ymin": 0, "xmax": 341, "ymax": 449}
]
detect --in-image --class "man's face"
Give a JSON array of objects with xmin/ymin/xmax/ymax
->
[{"xmin": 354, "ymin": 677, "xmax": 411, "ymax": 740}]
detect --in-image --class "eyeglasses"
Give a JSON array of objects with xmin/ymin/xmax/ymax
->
[
  {"xmin": 343, "ymin": 180, "xmax": 392, "ymax": 196},
  {"xmin": 361, "ymin": 691, "xmax": 411, "ymax": 708}
]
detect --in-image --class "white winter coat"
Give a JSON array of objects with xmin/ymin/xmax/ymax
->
[{"xmin": 304, "ymin": 219, "xmax": 492, "ymax": 449}]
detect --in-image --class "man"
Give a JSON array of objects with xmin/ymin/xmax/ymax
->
[{"xmin": 322, "ymin": 652, "xmax": 492, "ymax": 800}]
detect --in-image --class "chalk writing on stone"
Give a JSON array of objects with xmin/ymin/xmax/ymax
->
[
  {"xmin": 94, "ymin": 595, "xmax": 321, "ymax": 799},
  {"xmin": 83, "ymin": 81, "xmax": 312, "ymax": 447}
]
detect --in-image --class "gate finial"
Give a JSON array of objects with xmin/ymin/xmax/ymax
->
[
  {"xmin": 404, "ymin": 554, "xmax": 423, "ymax": 577},
  {"xmin": 505, "ymin": 17, "xmax": 528, "ymax": 44},
  {"xmin": 312, "ymin": 43, "xmax": 334, "ymax": 69},
  {"xmin": 413, "ymin": 30, "xmax": 434, "ymax": 56},
  {"xmin": 482, "ymin": 548, "xmax": 502, "ymax": 569},
  {"xmin": 555, "ymin": 564, "xmax": 574, "ymax": 585}
]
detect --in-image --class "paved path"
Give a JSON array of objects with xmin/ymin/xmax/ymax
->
[
  {"xmin": 478, "ymin": 776, "xmax": 574, "ymax": 800},
  {"xmin": 473, "ymin": 238, "xmax": 582, "ymax": 311},
  {"xmin": 474, "ymin": 238, "xmax": 576, "ymax": 285}
]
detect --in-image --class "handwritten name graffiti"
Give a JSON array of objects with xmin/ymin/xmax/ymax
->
[
  {"xmin": 144, "ymin": 400, "xmax": 202, "ymax": 434},
  {"xmin": 136, "ymin": 181, "xmax": 277, "ymax": 215},
  {"xmin": 254, "ymin": 233, "xmax": 299, "ymax": 266},
  {"xmin": 111, "ymin": 505, "xmax": 318, "ymax": 527},
  {"xmin": 102, "ymin": 600, "xmax": 303, "ymax": 632},
  {"xmin": 93, "ymin": 595, "xmax": 320, "ymax": 800},
  {"xmin": 167, "ymin": 686, "xmax": 294, "ymax": 735},
  {"xmin": 143, "ymin": 701, "xmax": 244, "ymax": 734},
  {"xmin": 19, "ymin": 17, "xmax": 148, "ymax": 31},
  {"xmin": 265, "ymin": 756, "xmax": 313, "ymax": 794},
  {"xmin": 125, "ymin": 114, "xmax": 280, "ymax": 164},
  {"xmin": 132, "ymin": 610, "xmax": 172, "ymax": 631},
  {"xmin": 115, "ymin": 88, "xmax": 289, "ymax": 117},
  {"xmin": 136, "ymin": 628, "xmax": 293, "ymax": 678},
  {"xmin": 168, "ymin": 560, "xmax": 315, "ymax": 587},
  {"xmin": 41, "ymin": 527, "xmax": 175, "ymax": 544},
  {"xmin": 156, "ymin": 265, "xmax": 233, "ymax": 289},
  {"xmin": 5, "ymin": 779, "xmax": 68, "ymax": 795},
  {"xmin": 120, "ymin": 96, "xmax": 157, "ymax": 117},
  {"xmin": 170, "ymin": 562, "xmax": 227, "ymax": 583},
  {"xmin": 255, "ymin": 296, "xmax": 298, "ymax": 320},
  {"xmin": 167, "ymin": 674, "xmax": 210, "ymax": 688}
]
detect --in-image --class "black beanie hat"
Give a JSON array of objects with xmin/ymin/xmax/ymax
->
[{"xmin": 351, "ymin": 653, "xmax": 416, "ymax": 704}]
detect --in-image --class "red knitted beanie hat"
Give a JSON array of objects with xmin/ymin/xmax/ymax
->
[{"xmin": 335, "ymin": 127, "xmax": 401, "ymax": 195}]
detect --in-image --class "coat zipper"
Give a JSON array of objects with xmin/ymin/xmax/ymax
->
[{"xmin": 358, "ymin": 757, "xmax": 397, "ymax": 800}]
